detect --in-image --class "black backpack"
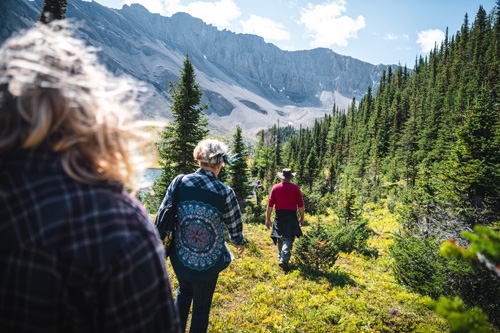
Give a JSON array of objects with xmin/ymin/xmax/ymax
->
[{"xmin": 154, "ymin": 174, "xmax": 184, "ymax": 256}]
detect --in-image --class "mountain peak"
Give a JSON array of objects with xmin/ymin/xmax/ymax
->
[{"xmin": 2, "ymin": 0, "xmax": 394, "ymax": 137}]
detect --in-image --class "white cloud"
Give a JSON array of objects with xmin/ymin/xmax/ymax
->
[
  {"xmin": 240, "ymin": 15, "xmax": 290, "ymax": 41},
  {"xmin": 416, "ymin": 29, "xmax": 445, "ymax": 53},
  {"xmin": 163, "ymin": 0, "xmax": 241, "ymax": 27},
  {"xmin": 384, "ymin": 33, "xmax": 398, "ymax": 40},
  {"xmin": 299, "ymin": 0, "xmax": 365, "ymax": 48},
  {"xmin": 384, "ymin": 33, "xmax": 410, "ymax": 41}
]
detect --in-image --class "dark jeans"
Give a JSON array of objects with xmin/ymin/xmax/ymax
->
[{"xmin": 175, "ymin": 274, "xmax": 219, "ymax": 333}]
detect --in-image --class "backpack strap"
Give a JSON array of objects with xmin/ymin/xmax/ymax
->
[{"xmin": 171, "ymin": 174, "xmax": 184, "ymax": 206}]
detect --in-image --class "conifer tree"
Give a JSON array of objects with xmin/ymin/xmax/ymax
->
[
  {"xmin": 490, "ymin": 0, "xmax": 500, "ymax": 103},
  {"xmin": 294, "ymin": 217, "xmax": 340, "ymax": 272},
  {"xmin": 304, "ymin": 145, "xmax": 319, "ymax": 191},
  {"xmin": 150, "ymin": 54, "xmax": 208, "ymax": 209},
  {"xmin": 294, "ymin": 125, "xmax": 308, "ymax": 187},
  {"xmin": 444, "ymin": 88, "xmax": 500, "ymax": 222},
  {"xmin": 275, "ymin": 121, "xmax": 282, "ymax": 169},
  {"xmin": 318, "ymin": 114, "xmax": 331, "ymax": 161},
  {"xmin": 251, "ymin": 130, "xmax": 267, "ymax": 180},
  {"xmin": 229, "ymin": 125, "xmax": 251, "ymax": 202},
  {"xmin": 353, "ymin": 87, "xmax": 372, "ymax": 174},
  {"xmin": 453, "ymin": 14, "xmax": 471, "ymax": 111},
  {"xmin": 39, "ymin": 0, "xmax": 67, "ymax": 23},
  {"xmin": 471, "ymin": 6, "xmax": 489, "ymax": 85},
  {"xmin": 399, "ymin": 98, "xmax": 419, "ymax": 187},
  {"xmin": 326, "ymin": 156, "xmax": 339, "ymax": 194},
  {"xmin": 281, "ymin": 132, "xmax": 297, "ymax": 170},
  {"xmin": 326, "ymin": 107, "xmax": 347, "ymax": 165}
]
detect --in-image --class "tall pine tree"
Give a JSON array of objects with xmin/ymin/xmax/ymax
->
[
  {"xmin": 443, "ymin": 87, "xmax": 500, "ymax": 223},
  {"xmin": 150, "ymin": 54, "xmax": 208, "ymax": 209},
  {"xmin": 229, "ymin": 125, "xmax": 251, "ymax": 202}
]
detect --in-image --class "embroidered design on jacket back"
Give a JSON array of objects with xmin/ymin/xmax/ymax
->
[{"xmin": 175, "ymin": 200, "xmax": 225, "ymax": 270}]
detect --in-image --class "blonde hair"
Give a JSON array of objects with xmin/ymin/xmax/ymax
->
[{"xmin": 0, "ymin": 21, "xmax": 159, "ymax": 191}]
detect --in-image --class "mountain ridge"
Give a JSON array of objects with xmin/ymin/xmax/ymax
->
[{"xmin": 0, "ymin": 0, "xmax": 397, "ymax": 137}]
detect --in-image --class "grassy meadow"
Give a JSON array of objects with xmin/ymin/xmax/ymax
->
[{"xmin": 163, "ymin": 200, "xmax": 466, "ymax": 333}]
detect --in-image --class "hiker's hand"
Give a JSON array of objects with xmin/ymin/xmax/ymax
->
[{"xmin": 265, "ymin": 219, "xmax": 272, "ymax": 229}]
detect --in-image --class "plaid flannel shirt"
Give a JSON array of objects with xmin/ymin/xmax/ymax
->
[
  {"xmin": 166, "ymin": 168, "xmax": 246, "ymax": 246},
  {"xmin": 0, "ymin": 149, "xmax": 181, "ymax": 333}
]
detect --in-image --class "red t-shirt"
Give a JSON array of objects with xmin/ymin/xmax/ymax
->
[{"xmin": 267, "ymin": 182, "xmax": 304, "ymax": 211}]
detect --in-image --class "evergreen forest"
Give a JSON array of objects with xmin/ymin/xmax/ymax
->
[{"xmin": 142, "ymin": 3, "xmax": 500, "ymax": 332}]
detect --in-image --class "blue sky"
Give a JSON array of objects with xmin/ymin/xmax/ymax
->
[{"xmin": 89, "ymin": 0, "xmax": 497, "ymax": 67}]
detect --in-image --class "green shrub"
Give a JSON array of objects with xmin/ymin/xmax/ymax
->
[
  {"xmin": 295, "ymin": 217, "xmax": 377, "ymax": 272},
  {"xmin": 440, "ymin": 225, "xmax": 500, "ymax": 276},
  {"xmin": 333, "ymin": 219, "xmax": 378, "ymax": 257},
  {"xmin": 390, "ymin": 234, "xmax": 500, "ymax": 327},
  {"xmin": 386, "ymin": 194, "xmax": 397, "ymax": 213},
  {"xmin": 430, "ymin": 296, "xmax": 491, "ymax": 333},
  {"xmin": 334, "ymin": 185, "xmax": 362, "ymax": 224},
  {"xmin": 438, "ymin": 226, "xmax": 500, "ymax": 329},
  {"xmin": 294, "ymin": 217, "xmax": 341, "ymax": 272},
  {"xmin": 390, "ymin": 235, "xmax": 449, "ymax": 299}
]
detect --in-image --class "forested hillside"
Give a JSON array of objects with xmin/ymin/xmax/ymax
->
[
  {"xmin": 255, "ymin": 3, "xmax": 500, "ymax": 217},
  {"xmin": 248, "ymin": 2, "xmax": 500, "ymax": 330}
]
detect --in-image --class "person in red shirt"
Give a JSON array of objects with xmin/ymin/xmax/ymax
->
[{"xmin": 265, "ymin": 168, "xmax": 305, "ymax": 271}]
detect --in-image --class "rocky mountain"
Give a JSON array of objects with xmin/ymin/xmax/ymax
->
[{"xmin": 1, "ymin": 0, "xmax": 395, "ymax": 138}]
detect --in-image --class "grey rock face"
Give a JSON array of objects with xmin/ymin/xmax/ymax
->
[{"xmin": 1, "ymin": 0, "xmax": 396, "ymax": 137}]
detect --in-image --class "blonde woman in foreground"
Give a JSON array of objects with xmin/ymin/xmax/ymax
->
[{"xmin": 0, "ymin": 22, "xmax": 181, "ymax": 332}]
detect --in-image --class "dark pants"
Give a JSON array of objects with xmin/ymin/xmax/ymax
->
[{"xmin": 175, "ymin": 274, "xmax": 219, "ymax": 333}]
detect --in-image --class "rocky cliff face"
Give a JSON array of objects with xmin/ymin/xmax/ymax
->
[{"xmin": 1, "ymin": 0, "xmax": 395, "ymax": 137}]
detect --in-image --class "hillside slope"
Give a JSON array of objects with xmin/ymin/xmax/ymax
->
[{"xmin": 0, "ymin": 0, "xmax": 396, "ymax": 137}]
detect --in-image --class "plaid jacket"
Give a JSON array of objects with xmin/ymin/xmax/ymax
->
[
  {"xmin": 166, "ymin": 168, "xmax": 246, "ymax": 247},
  {"xmin": 0, "ymin": 149, "xmax": 181, "ymax": 333},
  {"xmin": 164, "ymin": 168, "xmax": 246, "ymax": 279}
]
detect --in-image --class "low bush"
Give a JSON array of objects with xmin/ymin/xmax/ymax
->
[
  {"xmin": 294, "ymin": 217, "xmax": 341, "ymax": 272},
  {"xmin": 333, "ymin": 219, "xmax": 378, "ymax": 257},
  {"xmin": 295, "ymin": 217, "xmax": 377, "ymax": 273},
  {"xmin": 390, "ymin": 235, "xmax": 450, "ymax": 299},
  {"xmin": 389, "ymin": 233, "xmax": 500, "ymax": 327}
]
